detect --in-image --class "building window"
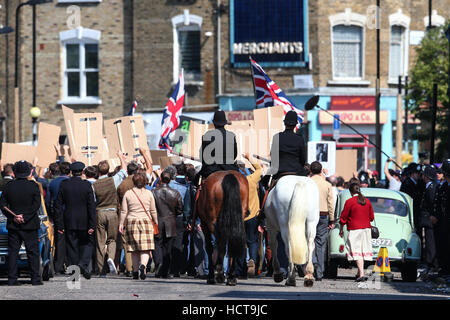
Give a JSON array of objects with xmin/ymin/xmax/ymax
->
[
  {"xmin": 172, "ymin": 10, "xmax": 203, "ymax": 84},
  {"xmin": 59, "ymin": 27, "xmax": 101, "ymax": 105},
  {"xmin": 332, "ymin": 25, "xmax": 363, "ymax": 79},
  {"xmin": 389, "ymin": 25, "xmax": 406, "ymax": 80}
]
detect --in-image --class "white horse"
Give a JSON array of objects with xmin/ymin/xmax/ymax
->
[{"xmin": 264, "ymin": 175, "xmax": 320, "ymax": 287}]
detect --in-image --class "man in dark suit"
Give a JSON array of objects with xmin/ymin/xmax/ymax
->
[
  {"xmin": 420, "ymin": 165, "xmax": 439, "ymax": 272},
  {"xmin": 197, "ymin": 110, "xmax": 239, "ymax": 183},
  {"xmin": 153, "ymin": 171, "xmax": 183, "ymax": 278},
  {"xmin": 54, "ymin": 162, "xmax": 96, "ymax": 279},
  {"xmin": 0, "ymin": 161, "xmax": 42, "ymax": 286},
  {"xmin": 400, "ymin": 163, "xmax": 425, "ymax": 234},
  {"xmin": 268, "ymin": 110, "xmax": 307, "ymax": 180}
]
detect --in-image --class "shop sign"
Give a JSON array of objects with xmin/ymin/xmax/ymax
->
[
  {"xmin": 230, "ymin": 0, "xmax": 309, "ymax": 68},
  {"xmin": 319, "ymin": 110, "xmax": 388, "ymax": 125},
  {"xmin": 330, "ymin": 96, "xmax": 375, "ymax": 110}
]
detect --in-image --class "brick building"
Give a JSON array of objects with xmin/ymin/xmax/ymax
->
[{"xmin": 1, "ymin": 0, "xmax": 449, "ymax": 171}]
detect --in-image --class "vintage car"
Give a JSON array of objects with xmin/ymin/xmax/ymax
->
[
  {"xmin": 0, "ymin": 188, "xmax": 55, "ymax": 281},
  {"xmin": 327, "ymin": 188, "xmax": 421, "ymax": 282}
]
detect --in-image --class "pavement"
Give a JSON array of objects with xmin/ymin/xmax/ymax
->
[{"xmin": 0, "ymin": 268, "xmax": 449, "ymax": 300}]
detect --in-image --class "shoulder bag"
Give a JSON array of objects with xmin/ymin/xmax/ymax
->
[
  {"xmin": 371, "ymin": 217, "xmax": 379, "ymax": 239},
  {"xmin": 131, "ymin": 189, "xmax": 159, "ymax": 236}
]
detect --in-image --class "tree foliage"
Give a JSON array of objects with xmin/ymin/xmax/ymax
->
[{"xmin": 408, "ymin": 21, "xmax": 450, "ymax": 160}]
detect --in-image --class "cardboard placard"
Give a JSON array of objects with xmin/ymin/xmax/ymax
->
[
  {"xmin": 104, "ymin": 115, "xmax": 152, "ymax": 164},
  {"xmin": 227, "ymin": 120, "xmax": 258, "ymax": 162},
  {"xmin": 150, "ymin": 150, "xmax": 168, "ymax": 167},
  {"xmin": 36, "ymin": 122, "xmax": 61, "ymax": 168},
  {"xmin": 253, "ymin": 106, "xmax": 285, "ymax": 158},
  {"xmin": 1, "ymin": 143, "xmax": 37, "ymax": 164},
  {"xmin": 336, "ymin": 149, "xmax": 357, "ymax": 181},
  {"xmin": 159, "ymin": 156, "xmax": 172, "ymax": 170},
  {"xmin": 62, "ymin": 105, "xmax": 106, "ymax": 166},
  {"xmin": 180, "ymin": 120, "xmax": 209, "ymax": 160}
]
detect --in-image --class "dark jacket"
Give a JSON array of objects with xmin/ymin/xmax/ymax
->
[
  {"xmin": 401, "ymin": 177, "xmax": 424, "ymax": 228},
  {"xmin": 270, "ymin": 129, "xmax": 307, "ymax": 176},
  {"xmin": 0, "ymin": 178, "xmax": 42, "ymax": 231},
  {"xmin": 419, "ymin": 181, "xmax": 437, "ymax": 228},
  {"xmin": 199, "ymin": 127, "xmax": 239, "ymax": 179},
  {"xmin": 0, "ymin": 176, "xmax": 14, "ymax": 193},
  {"xmin": 152, "ymin": 184, "xmax": 183, "ymax": 238},
  {"xmin": 54, "ymin": 176, "xmax": 96, "ymax": 231}
]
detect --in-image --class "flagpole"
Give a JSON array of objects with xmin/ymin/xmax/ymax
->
[{"xmin": 249, "ymin": 56, "xmax": 258, "ymax": 109}]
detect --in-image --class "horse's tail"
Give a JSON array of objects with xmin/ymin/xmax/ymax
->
[
  {"xmin": 288, "ymin": 179, "xmax": 309, "ymax": 265},
  {"xmin": 216, "ymin": 173, "xmax": 246, "ymax": 259}
]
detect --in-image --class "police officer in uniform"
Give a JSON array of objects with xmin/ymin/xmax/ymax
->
[
  {"xmin": 419, "ymin": 165, "xmax": 439, "ymax": 272},
  {"xmin": 433, "ymin": 160, "xmax": 450, "ymax": 275},
  {"xmin": 0, "ymin": 161, "xmax": 42, "ymax": 286},
  {"xmin": 196, "ymin": 110, "xmax": 239, "ymax": 184},
  {"xmin": 400, "ymin": 163, "xmax": 424, "ymax": 234},
  {"xmin": 266, "ymin": 110, "xmax": 307, "ymax": 181},
  {"xmin": 54, "ymin": 161, "xmax": 96, "ymax": 279}
]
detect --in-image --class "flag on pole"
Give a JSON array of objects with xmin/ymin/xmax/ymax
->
[
  {"xmin": 250, "ymin": 57, "xmax": 304, "ymax": 125},
  {"xmin": 159, "ymin": 69, "xmax": 185, "ymax": 151},
  {"xmin": 127, "ymin": 100, "xmax": 137, "ymax": 116}
]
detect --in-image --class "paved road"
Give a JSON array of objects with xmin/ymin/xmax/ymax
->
[{"xmin": 1, "ymin": 268, "xmax": 449, "ymax": 300}]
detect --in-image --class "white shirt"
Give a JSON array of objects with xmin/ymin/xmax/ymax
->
[{"xmin": 388, "ymin": 178, "xmax": 401, "ymax": 191}]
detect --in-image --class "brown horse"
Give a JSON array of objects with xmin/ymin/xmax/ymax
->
[{"xmin": 194, "ymin": 170, "xmax": 249, "ymax": 285}]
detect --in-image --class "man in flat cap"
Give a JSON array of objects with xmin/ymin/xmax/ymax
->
[
  {"xmin": 54, "ymin": 161, "xmax": 96, "ymax": 279},
  {"xmin": 0, "ymin": 161, "xmax": 42, "ymax": 285}
]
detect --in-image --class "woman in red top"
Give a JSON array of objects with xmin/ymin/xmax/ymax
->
[{"xmin": 339, "ymin": 181, "xmax": 374, "ymax": 282}]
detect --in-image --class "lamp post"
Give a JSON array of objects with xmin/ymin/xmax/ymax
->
[
  {"xmin": 446, "ymin": 25, "xmax": 450, "ymax": 157},
  {"xmin": 1, "ymin": 26, "xmax": 13, "ymax": 144},
  {"xmin": 30, "ymin": 106, "xmax": 40, "ymax": 145},
  {"xmin": 375, "ymin": 0, "xmax": 382, "ymax": 176},
  {"xmin": 14, "ymin": 0, "xmax": 52, "ymax": 143}
]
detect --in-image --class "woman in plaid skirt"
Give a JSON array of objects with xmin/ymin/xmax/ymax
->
[{"xmin": 119, "ymin": 172, "xmax": 158, "ymax": 280}]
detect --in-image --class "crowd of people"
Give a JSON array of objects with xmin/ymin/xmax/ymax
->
[{"xmin": 0, "ymin": 139, "xmax": 449, "ymax": 285}]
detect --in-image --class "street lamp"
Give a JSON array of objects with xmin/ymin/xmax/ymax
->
[
  {"xmin": 30, "ymin": 106, "xmax": 40, "ymax": 145},
  {"xmin": 14, "ymin": 0, "xmax": 52, "ymax": 142}
]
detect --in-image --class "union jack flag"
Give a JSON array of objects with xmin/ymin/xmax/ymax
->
[
  {"xmin": 159, "ymin": 69, "xmax": 185, "ymax": 151},
  {"xmin": 250, "ymin": 57, "xmax": 304, "ymax": 125},
  {"xmin": 127, "ymin": 100, "xmax": 137, "ymax": 116}
]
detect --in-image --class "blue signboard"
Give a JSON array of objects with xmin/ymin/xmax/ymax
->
[{"xmin": 230, "ymin": 0, "xmax": 309, "ymax": 68}]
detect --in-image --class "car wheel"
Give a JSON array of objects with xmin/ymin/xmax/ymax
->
[
  {"xmin": 326, "ymin": 260, "xmax": 338, "ymax": 279},
  {"xmin": 401, "ymin": 262, "xmax": 417, "ymax": 282}
]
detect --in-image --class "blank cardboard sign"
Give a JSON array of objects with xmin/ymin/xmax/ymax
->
[
  {"xmin": 180, "ymin": 120, "xmax": 209, "ymax": 160},
  {"xmin": 227, "ymin": 120, "xmax": 257, "ymax": 161},
  {"xmin": 253, "ymin": 106, "xmax": 285, "ymax": 158},
  {"xmin": 36, "ymin": 122, "xmax": 61, "ymax": 168},
  {"xmin": 1, "ymin": 143, "xmax": 37, "ymax": 164},
  {"xmin": 336, "ymin": 149, "xmax": 357, "ymax": 181}
]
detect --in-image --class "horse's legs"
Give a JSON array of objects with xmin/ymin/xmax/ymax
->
[
  {"xmin": 203, "ymin": 227, "xmax": 215, "ymax": 284},
  {"xmin": 304, "ymin": 218, "xmax": 318, "ymax": 287},
  {"xmin": 267, "ymin": 228, "xmax": 283, "ymax": 283},
  {"xmin": 280, "ymin": 225, "xmax": 296, "ymax": 287},
  {"xmin": 215, "ymin": 242, "xmax": 226, "ymax": 284},
  {"xmin": 226, "ymin": 257, "xmax": 237, "ymax": 286}
]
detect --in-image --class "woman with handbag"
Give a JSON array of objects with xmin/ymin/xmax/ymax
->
[
  {"xmin": 339, "ymin": 181, "xmax": 375, "ymax": 282},
  {"xmin": 119, "ymin": 172, "xmax": 159, "ymax": 280}
]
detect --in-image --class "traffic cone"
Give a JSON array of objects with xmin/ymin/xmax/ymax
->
[{"xmin": 373, "ymin": 247, "xmax": 393, "ymax": 282}]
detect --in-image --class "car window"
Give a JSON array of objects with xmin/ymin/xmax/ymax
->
[{"xmin": 367, "ymin": 197, "xmax": 408, "ymax": 217}]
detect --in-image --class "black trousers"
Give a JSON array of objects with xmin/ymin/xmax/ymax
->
[
  {"xmin": 171, "ymin": 216, "xmax": 187, "ymax": 275},
  {"xmin": 65, "ymin": 230, "xmax": 94, "ymax": 272},
  {"xmin": 54, "ymin": 231, "xmax": 67, "ymax": 273},
  {"xmin": 423, "ymin": 227, "xmax": 438, "ymax": 268},
  {"xmin": 435, "ymin": 221, "xmax": 450, "ymax": 274},
  {"xmin": 157, "ymin": 234, "xmax": 175, "ymax": 277},
  {"xmin": 8, "ymin": 229, "xmax": 40, "ymax": 284}
]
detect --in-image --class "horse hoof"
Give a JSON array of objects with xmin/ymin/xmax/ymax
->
[
  {"xmin": 207, "ymin": 278, "xmax": 216, "ymax": 285},
  {"xmin": 226, "ymin": 277, "xmax": 237, "ymax": 286},
  {"xmin": 285, "ymin": 278, "xmax": 296, "ymax": 287},
  {"xmin": 274, "ymin": 272, "xmax": 284, "ymax": 283},
  {"xmin": 215, "ymin": 274, "xmax": 225, "ymax": 284},
  {"xmin": 304, "ymin": 279, "xmax": 314, "ymax": 287}
]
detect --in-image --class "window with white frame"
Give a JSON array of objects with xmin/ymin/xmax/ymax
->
[
  {"xmin": 172, "ymin": 10, "xmax": 202, "ymax": 84},
  {"xmin": 389, "ymin": 25, "xmax": 406, "ymax": 80},
  {"xmin": 59, "ymin": 27, "xmax": 101, "ymax": 104},
  {"xmin": 332, "ymin": 25, "xmax": 363, "ymax": 79}
]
